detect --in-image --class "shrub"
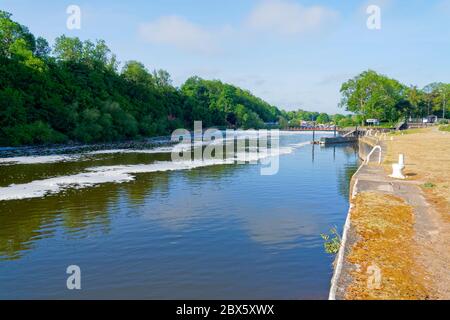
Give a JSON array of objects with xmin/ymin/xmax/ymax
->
[
  {"xmin": 320, "ymin": 226, "xmax": 342, "ymax": 254},
  {"xmin": 423, "ymin": 182, "xmax": 436, "ymax": 188}
]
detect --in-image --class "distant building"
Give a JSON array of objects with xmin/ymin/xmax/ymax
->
[
  {"xmin": 423, "ymin": 115, "xmax": 438, "ymax": 123},
  {"xmin": 366, "ymin": 119, "xmax": 380, "ymax": 126}
]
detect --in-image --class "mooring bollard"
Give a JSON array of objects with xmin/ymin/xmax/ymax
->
[
  {"xmin": 398, "ymin": 154, "xmax": 404, "ymax": 166},
  {"xmin": 390, "ymin": 154, "xmax": 405, "ymax": 179}
]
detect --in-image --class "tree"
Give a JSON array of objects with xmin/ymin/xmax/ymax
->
[
  {"xmin": 278, "ymin": 116, "xmax": 289, "ymax": 129},
  {"xmin": 153, "ymin": 69, "xmax": 172, "ymax": 87},
  {"xmin": 316, "ymin": 113, "xmax": 330, "ymax": 124},
  {"xmin": 437, "ymin": 84, "xmax": 450, "ymax": 119},
  {"xmin": 332, "ymin": 114, "xmax": 345, "ymax": 124},
  {"xmin": 0, "ymin": 10, "xmax": 36, "ymax": 57},
  {"xmin": 423, "ymin": 83, "xmax": 450, "ymax": 118},
  {"xmin": 121, "ymin": 61, "xmax": 153, "ymax": 86},
  {"xmin": 407, "ymin": 86, "xmax": 424, "ymax": 118},
  {"xmin": 53, "ymin": 35, "xmax": 83, "ymax": 62},
  {"xmin": 339, "ymin": 70, "xmax": 407, "ymax": 123},
  {"xmin": 35, "ymin": 37, "xmax": 51, "ymax": 58}
]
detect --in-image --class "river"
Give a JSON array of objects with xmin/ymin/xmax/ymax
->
[{"xmin": 0, "ymin": 131, "xmax": 358, "ymax": 299}]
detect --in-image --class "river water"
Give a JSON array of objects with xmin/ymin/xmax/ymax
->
[{"xmin": 0, "ymin": 131, "xmax": 358, "ymax": 299}]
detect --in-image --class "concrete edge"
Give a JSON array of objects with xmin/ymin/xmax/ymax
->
[
  {"xmin": 328, "ymin": 139, "xmax": 384, "ymax": 300},
  {"xmin": 328, "ymin": 174, "xmax": 360, "ymax": 300}
]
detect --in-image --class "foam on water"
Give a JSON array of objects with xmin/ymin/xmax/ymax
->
[
  {"xmin": 0, "ymin": 155, "xmax": 80, "ymax": 165},
  {"xmin": 0, "ymin": 130, "xmax": 324, "ymax": 165},
  {"xmin": 87, "ymin": 146, "xmax": 179, "ymax": 155},
  {"xmin": 279, "ymin": 131, "xmax": 335, "ymax": 136},
  {"xmin": 0, "ymin": 145, "xmax": 188, "ymax": 165},
  {"xmin": 0, "ymin": 147, "xmax": 294, "ymax": 201},
  {"xmin": 289, "ymin": 141, "xmax": 312, "ymax": 148}
]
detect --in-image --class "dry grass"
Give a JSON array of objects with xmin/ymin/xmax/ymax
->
[
  {"xmin": 345, "ymin": 192, "xmax": 432, "ymax": 300},
  {"xmin": 384, "ymin": 127, "xmax": 450, "ymax": 220}
]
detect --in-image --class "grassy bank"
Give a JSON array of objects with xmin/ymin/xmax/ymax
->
[
  {"xmin": 342, "ymin": 127, "xmax": 450, "ymax": 299},
  {"xmin": 345, "ymin": 192, "xmax": 430, "ymax": 300},
  {"xmin": 384, "ymin": 127, "xmax": 450, "ymax": 218}
]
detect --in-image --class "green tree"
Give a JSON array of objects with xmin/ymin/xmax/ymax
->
[
  {"xmin": 0, "ymin": 10, "xmax": 36, "ymax": 57},
  {"xmin": 53, "ymin": 35, "xmax": 83, "ymax": 62},
  {"xmin": 339, "ymin": 70, "xmax": 407, "ymax": 123},
  {"xmin": 121, "ymin": 61, "xmax": 153, "ymax": 86},
  {"xmin": 316, "ymin": 113, "xmax": 330, "ymax": 124},
  {"xmin": 153, "ymin": 69, "xmax": 172, "ymax": 87},
  {"xmin": 35, "ymin": 37, "xmax": 51, "ymax": 58},
  {"xmin": 278, "ymin": 116, "xmax": 289, "ymax": 129}
]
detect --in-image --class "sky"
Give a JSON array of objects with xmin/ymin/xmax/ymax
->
[{"xmin": 1, "ymin": 0, "xmax": 450, "ymax": 113}]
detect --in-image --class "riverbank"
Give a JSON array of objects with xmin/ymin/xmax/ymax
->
[{"xmin": 330, "ymin": 127, "xmax": 450, "ymax": 299}]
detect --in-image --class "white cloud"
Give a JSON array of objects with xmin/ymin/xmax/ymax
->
[
  {"xmin": 139, "ymin": 15, "xmax": 216, "ymax": 54},
  {"xmin": 246, "ymin": 0, "xmax": 338, "ymax": 36},
  {"xmin": 437, "ymin": 0, "xmax": 450, "ymax": 13}
]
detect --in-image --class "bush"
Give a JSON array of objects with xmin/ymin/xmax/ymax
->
[
  {"xmin": 2, "ymin": 121, "xmax": 67, "ymax": 146},
  {"xmin": 320, "ymin": 226, "xmax": 342, "ymax": 254},
  {"xmin": 338, "ymin": 118, "xmax": 356, "ymax": 128}
]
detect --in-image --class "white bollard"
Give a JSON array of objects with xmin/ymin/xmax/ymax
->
[
  {"xmin": 398, "ymin": 154, "xmax": 404, "ymax": 166},
  {"xmin": 390, "ymin": 154, "xmax": 405, "ymax": 179}
]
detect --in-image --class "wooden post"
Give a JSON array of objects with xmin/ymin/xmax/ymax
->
[{"xmin": 312, "ymin": 121, "xmax": 316, "ymax": 142}]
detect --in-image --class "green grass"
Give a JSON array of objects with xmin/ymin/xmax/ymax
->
[
  {"xmin": 439, "ymin": 125, "xmax": 450, "ymax": 132},
  {"xmin": 423, "ymin": 182, "xmax": 436, "ymax": 189},
  {"xmin": 389, "ymin": 128, "xmax": 428, "ymax": 136}
]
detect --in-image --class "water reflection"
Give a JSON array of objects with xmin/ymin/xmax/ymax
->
[
  {"xmin": 0, "ymin": 134, "xmax": 359, "ymax": 299},
  {"xmin": 241, "ymin": 209, "xmax": 322, "ymax": 249}
]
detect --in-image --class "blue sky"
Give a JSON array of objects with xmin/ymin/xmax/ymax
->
[{"xmin": 2, "ymin": 0, "xmax": 449, "ymax": 113}]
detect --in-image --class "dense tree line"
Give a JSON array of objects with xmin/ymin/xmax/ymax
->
[
  {"xmin": 339, "ymin": 70, "xmax": 450, "ymax": 124},
  {"xmin": 281, "ymin": 110, "xmax": 360, "ymax": 128},
  {"xmin": 2, "ymin": 12, "xmax": 447, "ymax": 146},
  {"xmin": 0, "ymin": 11, "xmax": 282, "ymax": 146}
]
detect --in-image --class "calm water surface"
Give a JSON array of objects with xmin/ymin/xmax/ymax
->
[{"xmin": 0, "ymin": 132, "xmax": 358, "ymax": 299}]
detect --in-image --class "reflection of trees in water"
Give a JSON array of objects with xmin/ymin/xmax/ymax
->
[
  {"xmin": 181, "ymin": 162, "xmax": 244, "ymax": 181},
  {"xmin": 0, "ymin": 197, "xmax": 60, "ymax": 261},
  {"xmin": 134, "ymin": 163, "xmax": 248, "ymax": 231},
  {"xmin": 122, "ymin": 172, "xmax": 170, "ymax": 206},
  {"xmin": 319, "ymin": 143, "xmax": 359, "ymax": 200},
  {"xmin": 0, "ymin": 152, "xmax": 172, "ymax": 187},
  {"xmin": 339, "ymin": 144, "xmax": 359, "ymax": 159},
  {"xmin": 336, "ymin": 163, "xmax": 358, "ymax": 199},
  {"xmin": 0, "ymin": 160, "xmax": 244, "ymax": 261},
  {"xmin": 0, "ymin": 185, "xmax": 116, "ymax": 260},
  {"xmin": 0, "ymin": 143, "xmax": 357, "ymax": 261},
  {"xmin": 0, "ymin": 161, "xmax": 94, "ymax": 187},
  {"xmin": 336, "ymin": 144, "xmax": 360, "ymax": 200},
  {"xmin": 0, "ymin": 170, "xmax": 172, "ymax": 260}
]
